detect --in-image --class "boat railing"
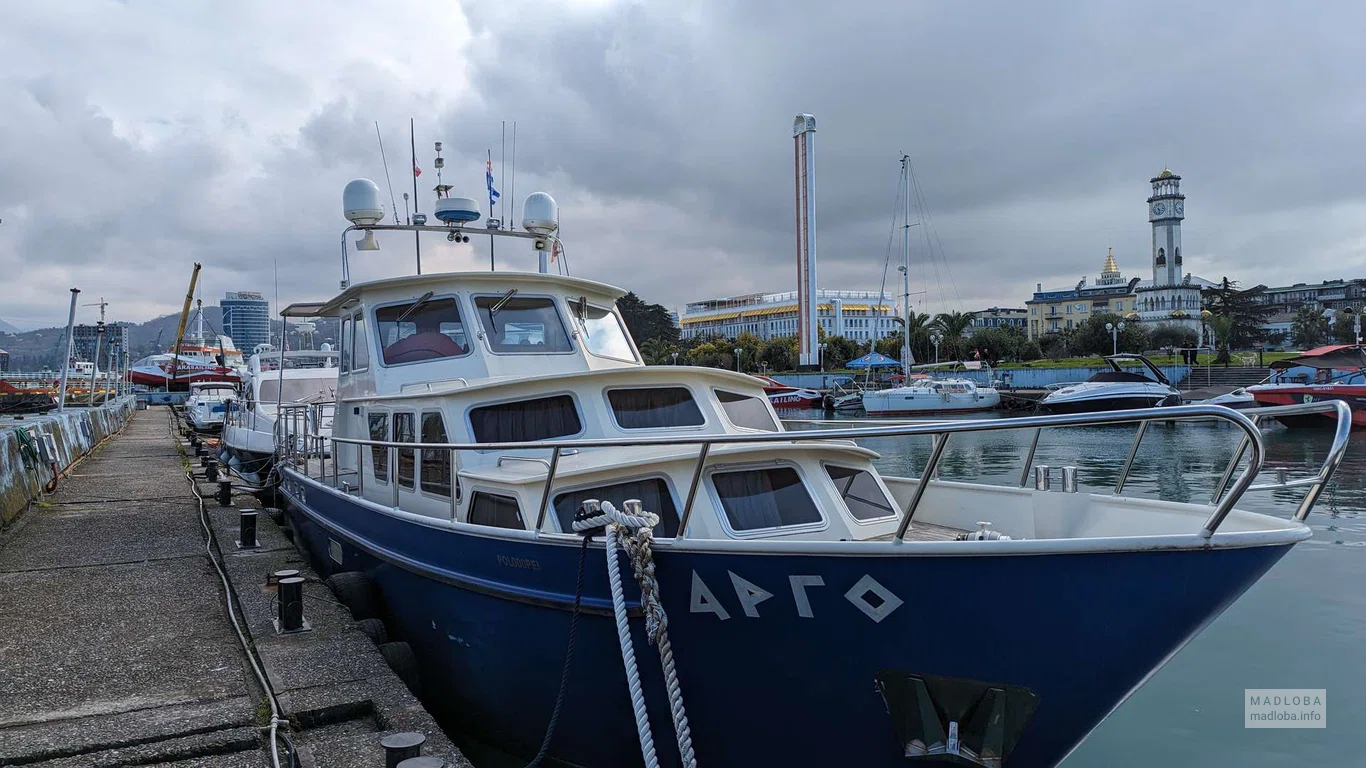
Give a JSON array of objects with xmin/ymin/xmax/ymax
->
[{"xmin": 278, "ymin": 400, "xmax": 1351, "ymax": 541}]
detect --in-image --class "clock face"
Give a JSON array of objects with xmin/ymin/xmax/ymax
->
[
  {"xmin": 1175, "ymin": 202, "xmax": 1184, "ymax": 216},
  {"xmin": 1153, "ymin": 202, "xmax": 1167, "ymax": 217}
]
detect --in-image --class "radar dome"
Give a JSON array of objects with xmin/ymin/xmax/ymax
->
[
  {"xmin": 522, "ymin": 192, "xmax": 559, "ymax": 235},
  {"xmin": 434, "ymin": 197, "xmax": 481, "ymax": 224},
  {"xmin": 343, "ymin": 179, "xmax": 385, "ymax": 226}
]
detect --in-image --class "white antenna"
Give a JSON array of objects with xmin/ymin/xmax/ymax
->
[
  {"xmin": 510, "ymin": 121, "xmax": 517, "ymax": 230},
  {"xmin": 375, "ymin": 121, "xmax": 400, "ymax": 225}
]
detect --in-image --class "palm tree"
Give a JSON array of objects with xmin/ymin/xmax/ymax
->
[
  {"xmin": 933, "ymin": 311, "xmax": 977, "ymax": 361},
  {"xmin": 638, "ymin": 338, "xmax": 676, "ymax": 366},
  {"xmin": 1207, "ymin": 315, "xmax": 1235, "ymax": 367},
  {"xmin": 892, "ymin": 311, "xmax": 935, "ymax": 363}
]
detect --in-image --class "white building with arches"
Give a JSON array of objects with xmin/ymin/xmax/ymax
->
[{"xmin": 1133, "ymin": 168, "xmax": 1212, "ymax": 335}]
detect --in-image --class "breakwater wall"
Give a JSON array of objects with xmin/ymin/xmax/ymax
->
[{"xmin": 0, "ymin": 397, "xmax": 137, "ymax": 527}]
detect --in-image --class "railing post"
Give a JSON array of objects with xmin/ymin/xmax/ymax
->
[
  {"xmin": 449, "ymin": 448, "xmax": 458, "ymax": 520},
  {"xmin": 1018, "ymin": 427, "xmax": 1042, "ymax": 488},
  {"xmin": 389, "ymin": 446, "xmax": 398, "ymax": 508},
  {"xmin": 677, "ymin": 442, "xmax": 711, "ymax": 539},
  {"xmin": 534, "ymin": 446, "xmax": 562, "ymax": 532},
  {"xmin": 1211, "ymin": 414, "xmax": 1259, "ymax": 504},
  {"xmin": 895, "ymin": 433, "xmax": 949, "ymax": 541},
  {"xmin": 1113, "ymin": 420, "xmax": 1149, "ymax": 495}
]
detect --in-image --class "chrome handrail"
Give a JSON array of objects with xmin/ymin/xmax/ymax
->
[{"xmin": 277, "ymin": 400, "xmax": 1352, "ymax": 540}]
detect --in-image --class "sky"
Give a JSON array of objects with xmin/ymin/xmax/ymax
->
[{"xmin": 2, "ymin": 0, "xmax": 1365, "ymax": 331}]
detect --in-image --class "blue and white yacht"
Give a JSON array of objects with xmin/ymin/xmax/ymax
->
[{"xmin": 274, "ymin": 177, "xmax": 1350, "ymax": 768}]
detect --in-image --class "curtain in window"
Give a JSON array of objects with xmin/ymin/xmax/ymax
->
[
  {"xmin": 394, "ymin": 413, "xmax": 415, "ymax": 489},
  {"xmin": 608, "ymin": 388, "xmax": 703, "ymax": 430},
  {"xmin": 368, "ymin": 413, "xmax": 388, "ymax": 482},
  {"xmin": 553, "ymin": 478, "xmax": 679, "ymax": 537},
  {"xmin": 469, "ymin": 493, "xmax": 524, "ymax": 529},
  {"xmin": 469, "ymin": 395, "xmax": 581, "ymax": 443},
  {"xmin": 420, "ymin": 412, "xmax": 451, "ymax": 496},
  {"xmin": 713, "ymin": 467, "xmax": 820, "ymax": 531}
]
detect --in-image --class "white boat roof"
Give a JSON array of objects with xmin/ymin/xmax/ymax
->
[
  {"xmin": 310, "ymin": 270, "xmax": 628, "ymax": 317},
  {"xmin": 348, "ymin": 364, "xmax": 772, "ymax": 403}
]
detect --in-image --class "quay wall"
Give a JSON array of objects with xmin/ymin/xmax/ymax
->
[
  {"xmin": 0, "ymin": 397, "xmax": 137, "ymax": 527},
  {"xmin": 769, "ymin": 365, "xmax": 1192, "ymax": 391}
]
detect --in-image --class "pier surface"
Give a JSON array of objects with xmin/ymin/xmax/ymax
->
[{"xmin": 0, "ymin": 408, "xmax": 467, "ymax": 767}]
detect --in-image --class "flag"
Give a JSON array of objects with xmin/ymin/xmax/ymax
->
[
  {"xmin": 486, "ymin": 155, "xmax": 500, "ymax": 209},
  {"xmin": 413, "ymin": 163, "xmax": 421, "ymax": 177}
]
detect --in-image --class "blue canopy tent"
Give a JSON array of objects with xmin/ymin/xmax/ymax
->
[{"xmin": 846, "ymin": 352, "xmax": 900, "ymax": 369}]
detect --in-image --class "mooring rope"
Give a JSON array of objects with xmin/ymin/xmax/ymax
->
[{"xmin": 573, "ymin": 499, "xmax": 696, "ymax": 768}]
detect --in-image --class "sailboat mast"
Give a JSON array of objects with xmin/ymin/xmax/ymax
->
[{"xmin": 900, "ymin": 154, "xmax": 912, "ymax": 380}]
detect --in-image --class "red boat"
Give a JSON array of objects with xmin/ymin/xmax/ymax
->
[
  {"xmin": 753, "ymin": 375, "xmax": 824, "ymax": 409},
  {"xmin": 1247, "ymin": 344, "xmax": 1366, "ymax": 429}
]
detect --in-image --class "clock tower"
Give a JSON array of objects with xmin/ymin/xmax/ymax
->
[{"xmin": 1147, "ymin": 167, "xmax": 1185, "ymax": 286}]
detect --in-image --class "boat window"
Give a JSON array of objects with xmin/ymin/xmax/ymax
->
[
  {"xmin": 469, "ymin": 492, "xmax": 525, "ymax": 530},
  {"xmin": 826, "ymin": 465, "xmax": 898, "ymax": 521},
  {"xmin": 714, "ymin": 390, "xmax": 778, "ymax": 431},
  {"xmin": 376, "ymin": 297, "xmax": 469, "ymax": 365},
  {"xmin": 420, "ymin": 412, "xmax": 451, "ymax": 497},
  {"xmin": 553, "ymin": 478, "xmax": 680, "ymax": 537},
  {"xmin": 394, "ymin": 412, "xmax": 415, "ymax": 490},
  {"xmin": 712, "ymin": 467, "xmax": 821, "ymax": 532},
  {"xmin": 572, "ymin": 301, "xmax": 637, "ymax": 361},
  {"xmin": 340, "ymin": 317, "xmax": 351, "ymax": 373},
  {"xmin": 259, "ymin": 378, "xmax": 337, "ymax": 403},
  {"xmin": 474, "ymin": 295, "xmax": 572, "ymax": 353},
  {"xmin": 352, "ymin": 311, "xmax": 370, "ymax": 370},
  {"xmin": 469, "ymin": 395, "xmax": 582, "ymax": 443},
  {"xmin": 368, "ymin": 412, "xmax": 388, "ymax": 484},
  {"xmin": 607, "ymin": 387, "xmax": 704, "ymax": 430}
]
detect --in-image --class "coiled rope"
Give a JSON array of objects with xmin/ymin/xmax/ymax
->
[{"xmin": 573, "ymin": 499, "xmax": 696, "ymax": 768}]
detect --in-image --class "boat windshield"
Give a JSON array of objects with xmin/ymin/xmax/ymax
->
[
  {"xmin": 259, "ymin": 378, "xmax": 336, "ymax": 403},
  {"xmin": 377, "ymin": 297, "xmax": 470, "ymax": 365},
  {"xmin": 474, "ymin": 296, "xmax": 573, "ymax": 353},
  {"xmin": 573, "ymin": 304, "xmax": 637, "ymax": 361}
]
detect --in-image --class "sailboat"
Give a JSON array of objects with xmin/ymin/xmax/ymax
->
[{"xmin": 862, "ymin": 156, "xmax": 1000, "ymax": 416}]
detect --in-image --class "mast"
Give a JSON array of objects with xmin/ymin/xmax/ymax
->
[
  {"xmin": 56, "ymin": 288, "xmax": 80, "ymax": 411},
  {"xmin": 900, "ymin": 154, "xmax": 913, "ymax": 379},
  {"xmin": 169, "ymin": 263, "xmax": 202, "ymax": 387}
]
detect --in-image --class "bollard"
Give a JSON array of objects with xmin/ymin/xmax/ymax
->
[
  {"xmin": 238, "ymin": 509, "xmax": 259, "ymax": 549},
  {"xmin": 277, "ymin": 576, "xmax": 306, "ymax": 633},
  {"xmin": 194, "ymin": 442, "xmax": 205, "ymax": 457},
  {"xmin": 380, "ymin": 733, "xmax": 426, "ymax": 768},
  {"xmin": 205, "ymin": 459, "xmax": 218, "ymax": 483},
  {"xmin": 1034, "ymin": 465, "xmax": 1052, "ymax": 492},
  {"xmin": 398, "ymin": 758, "xmax": 445, "ymax": 768},
  {"xmin": 200, "ymin": 455, "xmax": 210, "ymax": 468},
  {"xmin": 217, "ymin": 480, "xmax": 233, "ymax": 507},
  {"xmin": 1061, "ymin": 466, "xmax": 1079, "ymax": 493},
  {"xmin": 270, "ymin": 568, "xmax": 300, "ymax": 586}
]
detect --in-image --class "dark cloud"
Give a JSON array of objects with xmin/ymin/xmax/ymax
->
[{"xmin": 2, "ymin": 0, "xmax": 1364, "ymax": 332}]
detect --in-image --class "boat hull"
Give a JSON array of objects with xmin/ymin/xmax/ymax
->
[
  {"xmin": 863, "ymin": 390, "xmax": 1002, "ymax": 416},
  {"xmin": 766, "ymin": 389, "xmax": 824, "ymax": 408},
  {"xmin": 1248, "ymin": 385, "xmax": 1366, "ymax": 429},
  {"xmin": 1042, "ymin": 393, "xmax": 1180, "ymax": 414},
  {"xmin": 280, "ymin": 474, "xmax": 1295, "ymax": 768}
]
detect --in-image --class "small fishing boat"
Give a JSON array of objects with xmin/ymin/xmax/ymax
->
[
  {"xmin": 218, "ymin": 349, "xmax": 337, "ymax": 485},
  {"xmin": 184, "ymin": 381, "xmax": 236, "ymax": 433},
  {"xmin": 270, "ymin": 175, "xmax": 1351, "ymax": 768},
  {"xmin": 1247, "ymin": 344, "xmax": 1366, "ymax": 428},
  {"xmin": 1040, "ymin": 354, "xmax": 1181, "ymax": 413}
]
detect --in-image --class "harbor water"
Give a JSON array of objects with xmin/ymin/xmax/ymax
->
[{"xmin": 801, "ymin": 411, "xmax": 1361, "ymax": 766}]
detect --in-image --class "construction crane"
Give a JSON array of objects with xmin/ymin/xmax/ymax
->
[{"xmin": 168, "ymin": 263, "xmax": 202, "ymax": 387}]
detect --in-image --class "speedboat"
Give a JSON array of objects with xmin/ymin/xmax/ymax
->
[
  {"xmin": 754, "ymin": 375, "xmax": 823, "ymax": 409},
  {"xmin": 1041, "ymin": 354, "xmax": 1181, "ymax": 413},
  {"xmin": 1196, "ymin": 387, "xmax": 1258, "ymax": 410},
  {"xmin": 862, "ymin": 375, "xmax": 1001, "ymax": 415},
  {"xmin": 184, "ymin": 381, "xmax": 236, "ymax": 432},
  {"xmin": 218, "ymin": 349, "xmax": 337, "ymax": 485},
  {"xmin": 1247, "ymin": 344, "xmax": 1366, "ymax": 429},
  {"xmin": 270, "ymin": 178, "xmax": 1352, "ymax": 768}
]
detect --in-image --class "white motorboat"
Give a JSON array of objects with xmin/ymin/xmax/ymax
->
[
  {"xmin": 184, "ymin": 381, "xmax": 236, "ymax": 432},
  {"xmin": 264, "ymin": 172, "xmax": 1352, "ymax": 768},
  {"xmin": 218, "ymin": 349, "xmax": 337, "ymax": 485},
  {"xmin": 1196, "ymin": 387, "xmax": 1258, "ymax": 410},
  {"xmin": 1041, "ymin": 354, "xmax": 1182, "ymax": 413}
]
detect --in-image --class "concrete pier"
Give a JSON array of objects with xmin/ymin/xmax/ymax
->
[{"xmin": 0, "ymin": 407, "xmax": 468, "ymax": 767}]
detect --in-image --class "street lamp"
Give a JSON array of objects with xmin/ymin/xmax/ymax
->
[
  {"xmin": 671, "ymin": 351, "xmax": 679, "ymax": 366},
  {"xmin": 734, "ymin": 347, "xmax": 742, "ymax": 372},
  {"xmin": 930, "ymin": 332, "xmax": 943, "ymax": 364},
  {"xmin": 1344, "ymin": 307, "xmax": 1362, "ymax": 345},
  {"xmin": 819, "ymin": 342, "xmax": 826, "ymax": 373},
  {"xmin": 1105, "ymin": 321, "xmax": 1126, "ymax": 355}
]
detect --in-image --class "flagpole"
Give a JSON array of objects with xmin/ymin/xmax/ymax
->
[{"xmin": 411, "ymin": 117, "xmax": 421, "ymax": 274}]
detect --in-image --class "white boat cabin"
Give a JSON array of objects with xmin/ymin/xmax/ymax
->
[{"xmin": 301, "ymin": 270, "xmax": 916, "ymax": 543}]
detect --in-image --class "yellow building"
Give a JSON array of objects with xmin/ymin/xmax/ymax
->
[{"xmin": 1026, "ymin": 249, "xmax": 1140, "ymax": 339}]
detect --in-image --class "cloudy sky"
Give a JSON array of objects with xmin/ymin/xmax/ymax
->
[{"xmin": 2, "ymin": 0, "xmax": 1364, "ymax": 330}]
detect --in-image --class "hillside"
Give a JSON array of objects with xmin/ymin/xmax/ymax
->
[{"xmin": 0, "ymin": 306, "xmax": 338, "ymax": 370}]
